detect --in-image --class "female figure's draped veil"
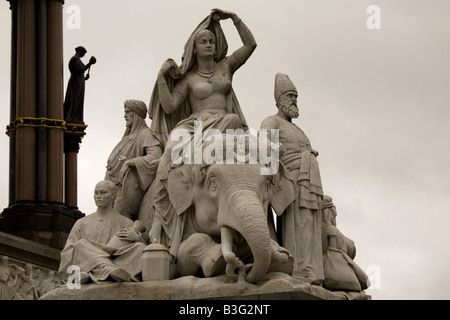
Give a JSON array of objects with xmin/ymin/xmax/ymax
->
[{"xmin": 148, "ymin": 12, "xmax": 248, "ymax": 149}]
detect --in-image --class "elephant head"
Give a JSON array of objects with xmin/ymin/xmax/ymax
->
[{"xmin": 162, "ymin": 134, "xmax": 295, "ymax": 283}]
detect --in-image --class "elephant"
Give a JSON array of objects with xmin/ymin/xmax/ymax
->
[{"xmin": 149, "ymin": 133, "xmax": 297, "ymax": 283}]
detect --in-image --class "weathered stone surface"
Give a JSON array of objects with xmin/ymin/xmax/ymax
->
[
  {"xmin": 0, "ymin": 231, "xmax": 61, "ymax": 271},
  {"xmin": 40, "ymin": 272, "xmax": 370, "ymax": 300}
]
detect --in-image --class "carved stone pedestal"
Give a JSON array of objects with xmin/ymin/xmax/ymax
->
[
  {"xmin": 0, "ymin": 231, "xmax": 60, "ymax": 271},
  {"xmin": 40, "ymin": 272, "xmax": 371, "ymax": 300},
  {"xmin": 0, "ymin": 202, "xmax": 84, "ymax": 250}
]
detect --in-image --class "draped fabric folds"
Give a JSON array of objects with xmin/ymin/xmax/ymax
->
[{"xmin": 148, "ymin": 12, "xmax": 248, "ymax": 148}]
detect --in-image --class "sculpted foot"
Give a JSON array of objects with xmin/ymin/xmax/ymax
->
[
  {"xmin": 80, "ymin": 271, "xmax": 90, "ymax": 284},
  {"xmin": 224, "ymin": 252, "xmax": 244, "ymax": 283},
  {"xmin": 240, "ymin": 263, "xmax": 254, "ymax": 283},
  {"xmin": 292, "ymin": 270, "xmax": 322, "ymax": 286},
  {"xmin": 109, "ymin": 267, "xmax": 131, "ymax": 282}
]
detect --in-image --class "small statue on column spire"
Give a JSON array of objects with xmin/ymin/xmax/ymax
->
[{"xmin": 63, "ymin": 46, "xmax": 96, "ymax": 124}]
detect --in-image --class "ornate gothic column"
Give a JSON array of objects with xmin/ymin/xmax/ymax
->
[
  {"xmin": 46, "ymin": 0, "xmax": 64, "ymax": 203},
  {"xmin": 1, "ymin": 0, "xmax": 84, "ymax": 251},
  {"xmin": 15, "ymin": 0, "xmax": 37, "ymax": 202}
]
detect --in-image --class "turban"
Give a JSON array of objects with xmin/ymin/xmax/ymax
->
[
  {"xmin": 274, "ymin": 73, "xmax": 298, "ymax": 101},
  {"xmin": 322, "ymin": 195, "xmax": 334, "ymax": 209},
  {"xmin": 125, "ymin": 99, "xmax": 147, "ymax": 119}
]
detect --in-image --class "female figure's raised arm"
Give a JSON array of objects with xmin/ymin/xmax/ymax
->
[{"xmin": 212, "ymin": 9, "xmax": 257, "ymax": 73}]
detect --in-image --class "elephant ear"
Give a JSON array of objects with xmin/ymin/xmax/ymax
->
[
  {"xmin": 270, "ymin": 161, "xmax": 296, "ymax": 216},
  {"xmin": 163, "ymin": 164, "xmax": 194, "ymax": 215}
]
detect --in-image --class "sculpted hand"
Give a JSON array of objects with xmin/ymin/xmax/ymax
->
[
  {"xmin": 149, "ymin": 233, "xmax": 160, "ymax": 244},
  {"xmin": 159, "ymin": 59, "xmax": 176, "ymax": 77},
  {"xmin": 211, "ymin": 8, "xmax": 236, "ymax": 21},
  {"xmin": 116, "ymin": 228, "xmax": 140, "ymax": 242},
  {"xmin": 119, "ymin": 159, "xmax": 136, "ymax": 182},
  {"xmin": 149, "ymin": 221, "xmax": 162, "ymax": 244},
  {"xmin": 311, "ymin": 149, "xmax": 319, "ymax": 157},
  {"xmin": 277, "ymin": 143, "xmax": 286, "ymax": 156},
  {"xmin": 148, "ymin": 158, "xmax": 161, "ymax": 175}
]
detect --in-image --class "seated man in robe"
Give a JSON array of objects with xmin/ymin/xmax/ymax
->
[
  {"xmin": 321, "ymin": 195, "xmax": 370, "ymax": 291},
  {"xmin": 58, "ymin": 180, "xmax": 147, "ymax": 284},
  {"xmin": 105, "ymin": 99, "xmax": 163, "ymax": 220}
]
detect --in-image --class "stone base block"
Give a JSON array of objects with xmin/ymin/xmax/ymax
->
[
  {"xmin": 0, "ymin": 231, "xmax": 61, "ymax": 271},
  {"xmin": 0, "ymin": 202, "xmax": 84, "ymax": 249},
  {"xmin": 40, "ymin": 272, "xmax": 371, "ymax": 300}
]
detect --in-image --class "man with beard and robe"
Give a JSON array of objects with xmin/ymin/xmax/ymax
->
[
  {"xmin": 58, "ymin": 180, "xmax": 147, "ymax": 284},
  {"xmin": 260, "ymin": 73, "xmax": 324, "ymax": 285},
  {"xmin": 105, "ymin": 99, "xmax": 162, "ymax": 220}
]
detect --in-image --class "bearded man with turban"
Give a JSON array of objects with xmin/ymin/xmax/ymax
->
[
  {"xmin": 260, "ymin": 73, "xmax": 324, "ymax": 285},
  {"xmin": 105, "ymin": 99, "xmax": 162, "ymax": 220}
]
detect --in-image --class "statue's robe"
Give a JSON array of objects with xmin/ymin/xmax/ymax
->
[
  {"xmin": 58, "ymin": 212, "xmax": 146, "ymax": 283},
  {"xmin": 105, "ymin": 123, "xmax": 162, "ymax": 218},
  {"xmin": 260, "ymin": 115, "xmax": 324, "ymax": 281},
  {"xmin": 64, "ymin": 55, "xmax": 86, "ymax": 124}
]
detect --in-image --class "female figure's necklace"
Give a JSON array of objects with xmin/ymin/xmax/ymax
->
[{"xmin": 195, "ymin": 62, "xmax": 216, "ymax": 83}]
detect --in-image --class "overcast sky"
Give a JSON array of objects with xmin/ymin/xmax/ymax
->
[{"xmin": 1, "ymin": 0, "xmax": 450, "ymax": 300}]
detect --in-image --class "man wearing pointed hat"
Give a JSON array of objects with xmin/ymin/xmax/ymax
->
[
  {"xmin": 105, "ymin": 99, "xmax": 162, "ymax": 220},
  {"xmin": 260, "ymin": 73, "xmax": 324, "ymax": 285}
]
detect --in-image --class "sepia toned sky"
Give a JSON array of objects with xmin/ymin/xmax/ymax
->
[{"xmin": 1, "ymin": 0, "xmax": 449, "ymax": 300}]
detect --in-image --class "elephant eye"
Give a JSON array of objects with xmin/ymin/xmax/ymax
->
[
  {"xmin": 208, "ymin": 176, "xmax": 218, "ymax": 191},
  {"xmin": 181, "ymin": 180, "xmax": 190, "ymax": 189}
]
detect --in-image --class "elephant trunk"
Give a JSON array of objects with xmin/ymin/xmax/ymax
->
[{"xmin": 228, "ymin": 191, "xmax": 271, "ymax": 284}]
